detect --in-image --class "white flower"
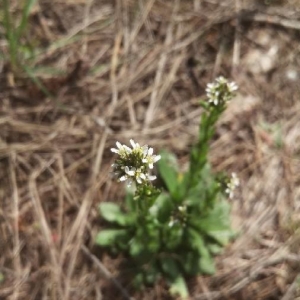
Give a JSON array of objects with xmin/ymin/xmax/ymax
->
[
  {"xmin": 206, "ymin": 77, "xmax": 238, "ymax": 106},
  {"xmin": 119, "ymin": 174, "xmax": 133, "ymax": 187},
  {"xmin": 228, "ymin": 81, "xmax": 238, "ymax": 92},
  {"xmin": 125, "ymin": 166, "xmax": 135, "ymax": 176},
  {"xmin": 111, "ymin": 139, "xmax": 160, "ymax": 185},
  {"xmin": 225, "ymin": 172, "xmax": 240, "ymax": 199},
  {"xmin": 111, "ymin": 141, "xmax": 132, "ymax": 157},
  {"xmin": 216, "ymin": 76, "xmax": 227, "ymax": 83},
  {"xmin": 142, "ymin": 147, "xmax": 161, "ymax": 169},
  {"xmin": 124, "ymin": 166, "xmax": 147, "ymax": 184}
]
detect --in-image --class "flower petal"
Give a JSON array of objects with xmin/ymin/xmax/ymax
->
[
  {"xmin": 154, "ymin": 155, "xmax": 161, "ymax": 162},
  {"xmin": 147, "ymin": 175, "xmax": 156, "ymax": 181},
  {"xmin": 125, "ymin": 166, "xmax": 135, "ymax": 176},
  {"xmin": 130, "ymin": 139, "xmax": 136, "ymax": 148},
  {"xmin": 119, "ymin": 175, "xmax": 127, "ymax": 181},
  {"xmin": 148, "ymin": 148, "xmax": 153, "ymax": 155}
]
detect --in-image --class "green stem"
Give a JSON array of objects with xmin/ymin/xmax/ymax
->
[{"xmin": 188, "ymin": 105, "xmax": 225, "ymax": 190}]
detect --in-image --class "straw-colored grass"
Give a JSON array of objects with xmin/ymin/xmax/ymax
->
[{"xmin": 1, "ymin": 0, "xmax": 300, "ymax": 299}]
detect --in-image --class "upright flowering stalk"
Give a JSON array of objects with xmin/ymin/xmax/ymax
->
[
  {"xmin": 111, "ymin": 139, "xmax": 160, "ymax": 187},
  {"xmin": 190, "ymin": 76, "xmax": 238, "ymax": 190}
]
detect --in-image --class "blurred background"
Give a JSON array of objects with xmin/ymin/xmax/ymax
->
[{"xmin": 1, "ymin": 0, "xmax": 300, "ymax": 299}]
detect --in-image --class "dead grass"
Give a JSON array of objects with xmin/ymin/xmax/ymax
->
[{"xmin": 1, "ymin": 0, "xmax": 300, "ymax": 299}]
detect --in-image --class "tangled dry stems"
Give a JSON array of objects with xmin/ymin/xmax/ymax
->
[{"xmin": 1, "ymin": 0, "xmax": 300, "ymax": 299}]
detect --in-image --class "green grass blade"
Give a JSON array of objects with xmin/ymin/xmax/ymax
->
[
  {"xmin": 16, "ymin": 0, "xmax": 37, "ymax": 39},
  {"xmin": 3, "ymin": 0, "xmax": 18, "ymax": 67}
]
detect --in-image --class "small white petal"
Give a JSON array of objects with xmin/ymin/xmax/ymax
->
[
  {"xmin": 142, "ymin": 146, "xmax": 148, "ymax": 155},
  {"xmin": 148, "ymin": 175, "xmax": 156, "ymax": 181},
  {"xmin": 148, "ymin": 148, "xmax": 153, "ymax": 155},
  {"xmin": 136, "ymin": 177, "xmax": 142, "ymax": 184},
  {"xmin": 116, "ymin": 141, "xmax": 122, "ymax": 149},
  {"xmin": 140, "ymin": 173, "xmax": 146, "ymax": 180},
  {"xmin": 125, "ymin": 166, "xmax": 135, "ymax": 176},
  {"xmin": 130, "ymin": 139, "xmax": 136, "ymax": 148},
  {"xmin": 111, "ymin": 148, "xmax": 118, "ymax": 153},
  {"xmin": 154, "ymin": 155, "xmax": 161, "ymax": 162},
  {"xmin": 149, "ymin": 163, "xmax": 154, "ymax": 169},
  {"xmin": 124, "ymin": 145, "xmax": 132, "ymax": 153},
  {"xmin": 119, "ymin": 175, "xmax": 127, "ymax": 181},
  {"xmin": 178, "ymin": 206, "xmax": 186, "ymax": 212}
]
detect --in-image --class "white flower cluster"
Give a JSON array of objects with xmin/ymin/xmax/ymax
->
[
  {"xmin": 206, "ymin": 76, "xmax": 238, "ymax": 106},
  {"xmin": 111, "ymin": 139, "xmax": 161, "ymax": 186},
  {"xmin": 225, "ymin": 173, "xmax": 240, "ymax": 199}
]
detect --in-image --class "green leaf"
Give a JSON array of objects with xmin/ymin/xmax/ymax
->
[
  {"xmin": 95, "ymin": 229, "xmax": 128, "ymax": 246},
  {"xmin": 145, "ymin": 265, "xmax": 160, "ymax": 285},
  {"xmin": 157, "ymin": 151, "xmax": 179, "ymax": 198},
  {"xmin": 187, "ymin": 229, "xmax": 215, "ymax": 274},
  {"xmin": 175, "ymin": 171, "xmax": 190, "ymax": 200},
  {"xmin": 207, "ymin": 243, "xmax": 223, "ymax": 255},
  {"xmin": 163, "ymin": 225, "xmax": 184, "ymax": 250},
  {"xmin": 169, "ymin": 275, "xmax": 189, "ymax": 299},
  {"xmin": 160, "ymin": 257, "xmax": 180, "ymax": 280},
  {"xmin": 99, "ymin": 202, "xmax": 134, "ymax": 226},
  {"xmin": 133, "ymin": 273, "xmax": 144, "ymax": 289},
  {"xmin": 199, "ymin": 254, "xmax": 215, "ymax": 275},
  {"xmin": 192, "ymin": 200, "xmax": 233, "ymax": 245},
  {"xmin": 129, "ymin": 237, "xmax": 144, "ymax": 257},
  {"xmin": 129, "ymin": 222, "xmax": 160, "ymax": 258},
  {"xmin": 149, "ymin": 193, "xmax": 173, "ymax": 222},
  {"xmin": 185, "ymin": 167, "xmax": 220, "ymax": 211},
  {"xmin": 181, "ymin": 251, "xmax": 200, "ymax": 275}
]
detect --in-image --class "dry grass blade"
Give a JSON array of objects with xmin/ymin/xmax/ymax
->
[
  {"xmin": 1, "ymin": 0, "xmax": 300, "ymax": 299},
  {"xmin": 144, "ymin": 0, "xmax": 179, "ymax": 128},
  {"xmin": 29, "ymin": 160, "xmax": 63, "ymax": 298},
  {"xmin": 9, "ymin": 154, "xmax": 21, "ymax": 300}
]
